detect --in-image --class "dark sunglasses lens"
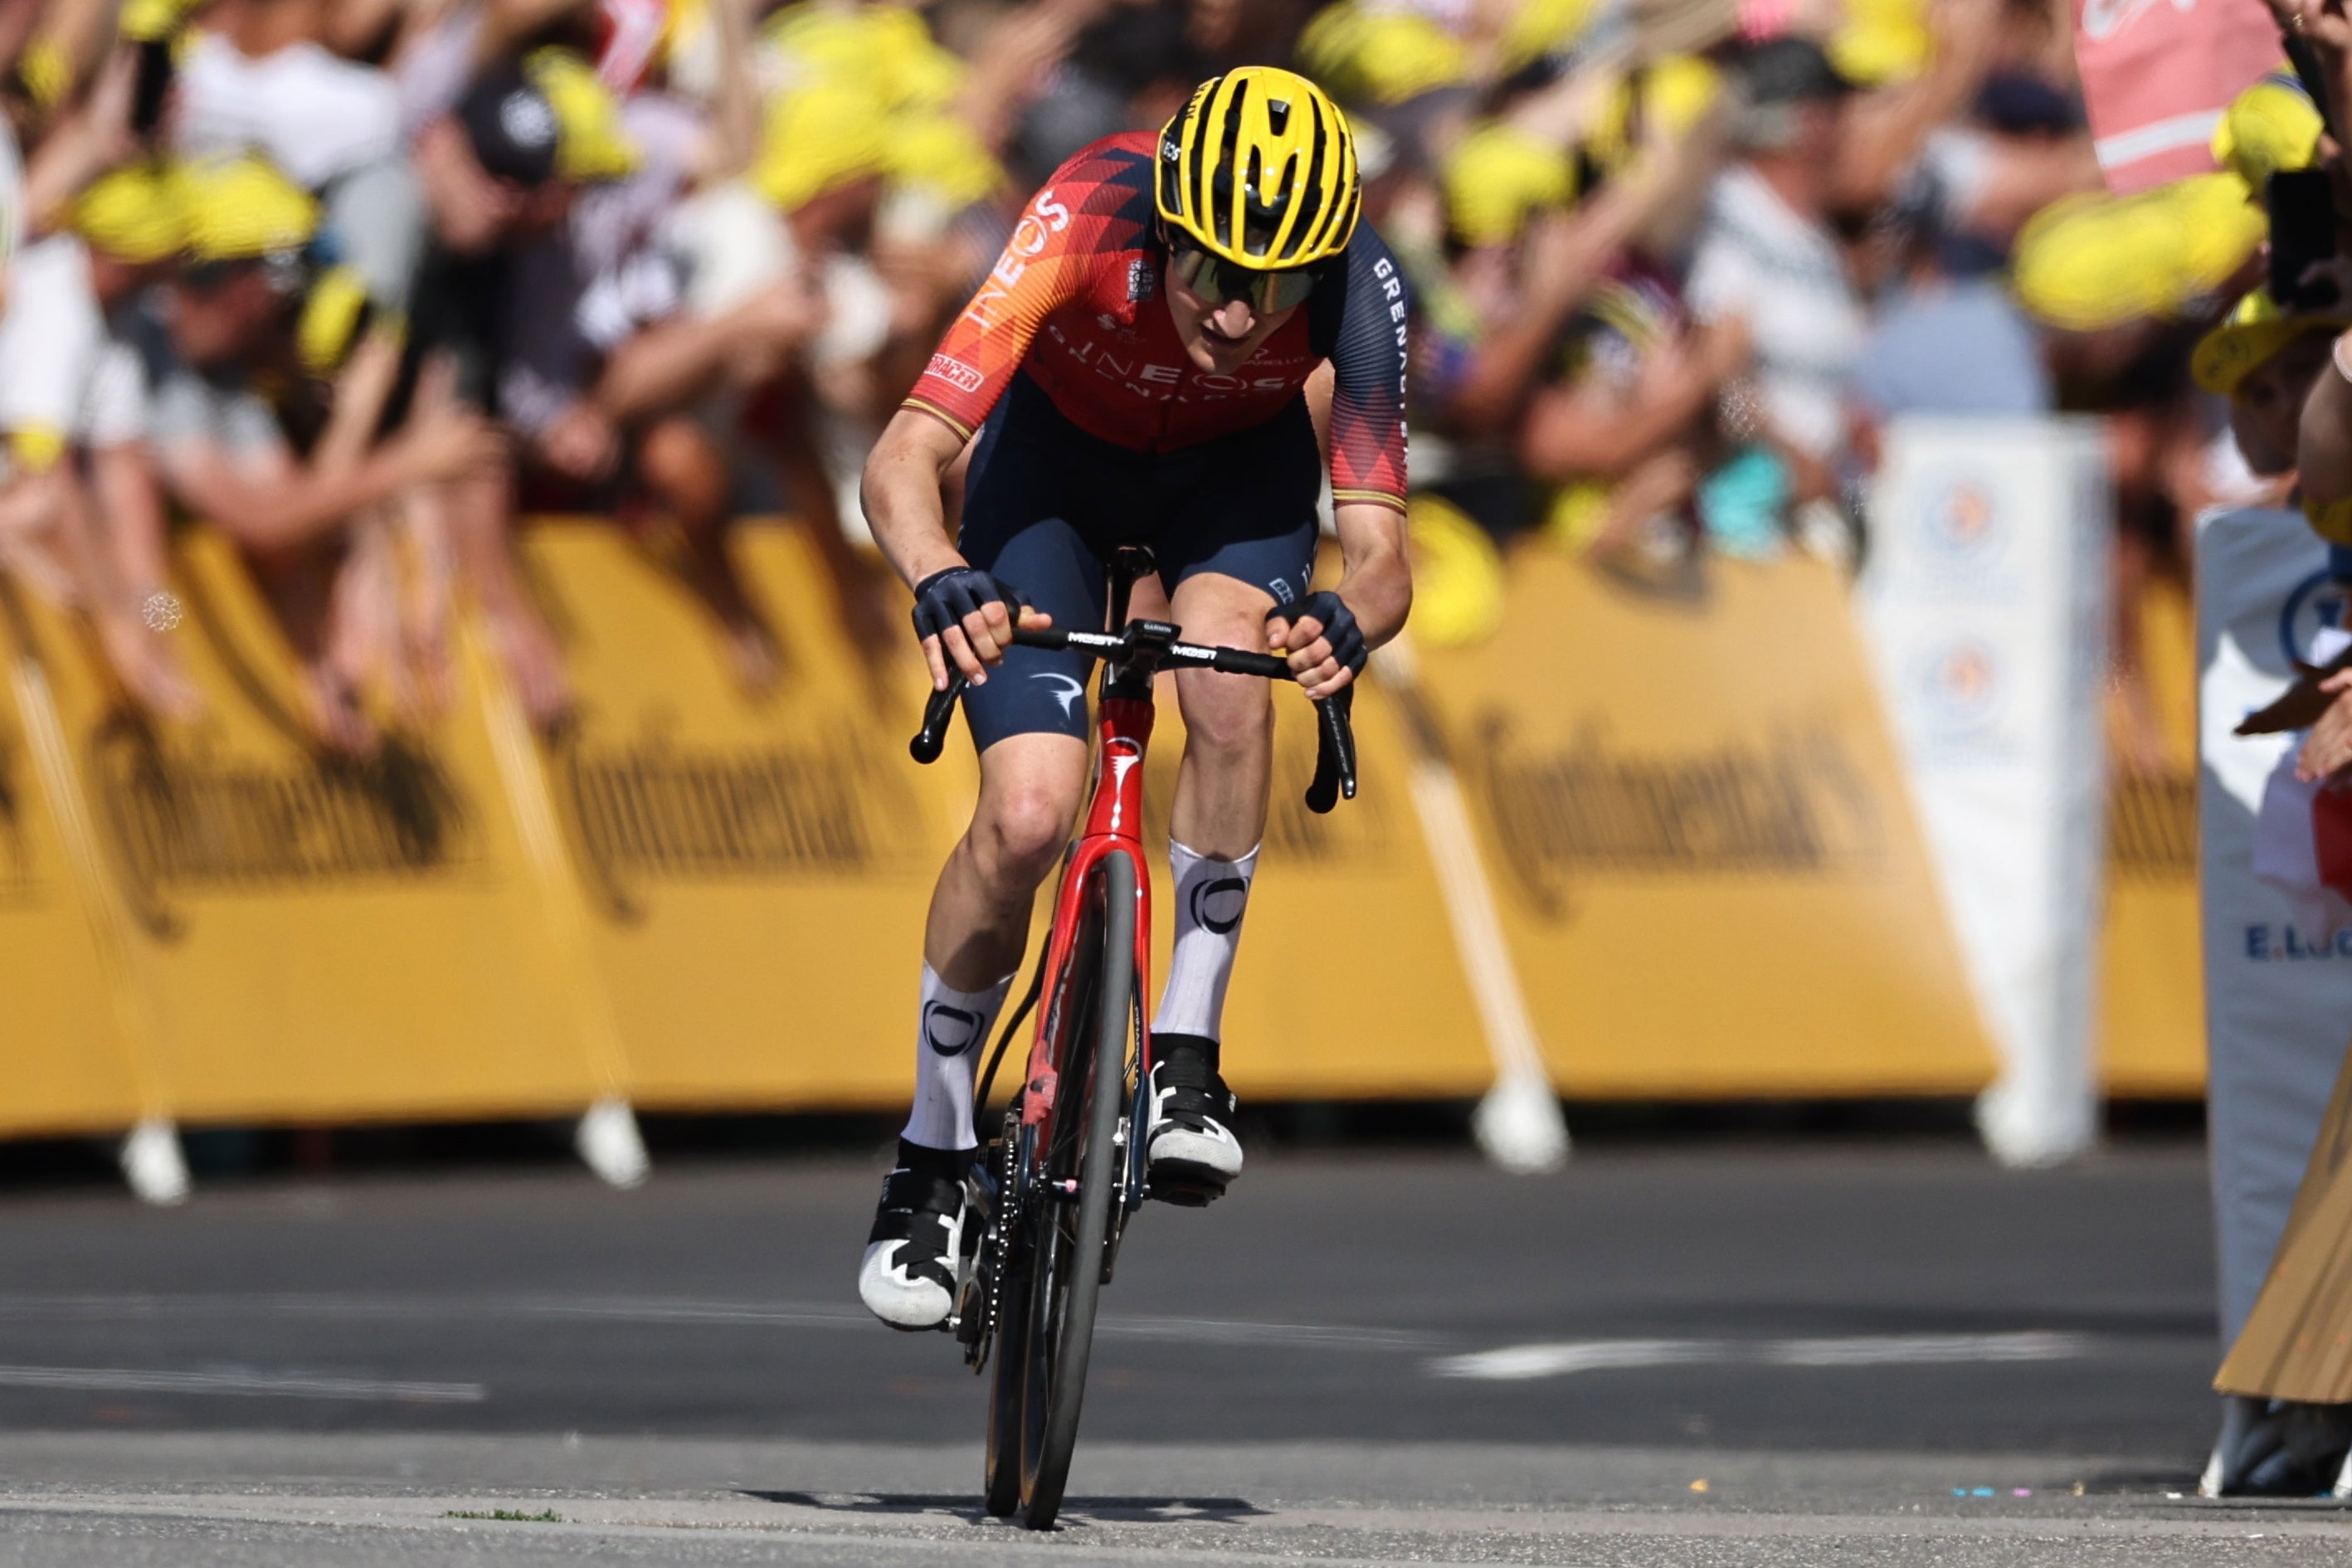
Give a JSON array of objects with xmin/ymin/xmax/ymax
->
[{"xmin": 1175, "ymin": 244, "xmax": 1315, "ymax": 312}]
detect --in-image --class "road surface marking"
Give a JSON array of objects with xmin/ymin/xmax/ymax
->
[
  {"xmin": 0, "ymin": 1364, "xmax": 484, "ymax": 1401},
  {"xmin": 1432, "ymin": 1332, "xmax": 2095, "ymax": 1381}
]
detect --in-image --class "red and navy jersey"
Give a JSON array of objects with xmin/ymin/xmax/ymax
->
[{"xmin": 904, "ymin": 133, "xmax": 1410, "ymax": 513}]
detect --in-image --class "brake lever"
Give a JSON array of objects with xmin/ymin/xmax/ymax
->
[{"xmin": 1304, "ymin": 684, "xmax": 1356, "ymax": 815}]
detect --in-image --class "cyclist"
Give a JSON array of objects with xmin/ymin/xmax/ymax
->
[{"xmin": 856, "ymin": 66, "xmax": 1411, "ymax": 1330}]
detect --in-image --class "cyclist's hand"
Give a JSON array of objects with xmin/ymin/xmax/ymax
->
[
  {"xmin": 1266, "ymin": 590, "xmax": 1366, "ymax": 701},
  {"xmin": 911, "ymin": 564, "xmax": 1051, "ymax": 689}
]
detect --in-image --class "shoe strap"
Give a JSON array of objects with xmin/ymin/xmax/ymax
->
[{"xmin": 1153, "ymin": 1054, "xmax": 1236, "ymax": 1122}]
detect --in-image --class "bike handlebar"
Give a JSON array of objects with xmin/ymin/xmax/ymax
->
[{"xmin": 909, "ymin": 626, "xmax": 1359, "ymax": 813}]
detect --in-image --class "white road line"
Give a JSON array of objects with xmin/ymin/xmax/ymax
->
[
  {"xmin": 0, "ymin": 1293, "xmax": 1429, "ymax": 1351},
  {"xmin": 1431, "ymin": 1331, "xmax": 2096, "ymax": 1381},
  {"xmin": 0, "ymin": 1364, "xmax": 485, "ymax": 1402}
]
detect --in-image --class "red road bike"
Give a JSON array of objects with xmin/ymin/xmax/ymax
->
[{"xmin": 908, "ymin": 544, "xmax": 1356, "ymax": 1529}]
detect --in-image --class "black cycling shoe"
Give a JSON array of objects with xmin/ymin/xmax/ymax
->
[
  {"xmin": 1146, "ymin": 1035, "xmax": 1242, "ymax": 1206},
  {"xmin": 858, "ymin": 1139, "xmax": 970, "ymax": 1331}
]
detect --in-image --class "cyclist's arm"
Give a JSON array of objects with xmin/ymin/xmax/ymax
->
[{"xmin": 864, "ymin": 172, "xmax": 1106, "ymax": 684}]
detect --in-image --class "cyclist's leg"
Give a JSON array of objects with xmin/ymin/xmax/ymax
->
[
  {"xmin": 862, "ymin": 413, "xmax": 1108, "ymax": 1327},
  {"xmin": 1137, "ymin": 407, "xmax": 1322, "ymax": 1200}
]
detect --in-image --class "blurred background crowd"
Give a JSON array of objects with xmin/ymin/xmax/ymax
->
[{"xmin": 0, "ymin": 0, "xmax": 2306, "ymax": 765}]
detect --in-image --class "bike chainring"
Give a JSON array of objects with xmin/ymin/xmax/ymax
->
[{"xmin": 957, "ymin": 1111, "xmax": 1024, "ymax": 1372}]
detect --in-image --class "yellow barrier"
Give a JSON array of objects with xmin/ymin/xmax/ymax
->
[
  {"xmin": 22, "ymin": 533, "xmax": 602, "ymax": 1127},
  {"xmin": 0, "ymin": 591, "xmax": 150, "ymax": 1136},
  {"xmin": 5, "ymin": 519, "xmax": 2208, "ymax": 1137},
  {"xmin": 1412, "ymin": 549, "xmax": 2000, "ymax": 1098},
  {"xmin": 514, "ymin": 522, "xmax": 1492, "ymax": 1107},
  {"xmin": 2099, "ymin": 575, "xmax": 2203, "ymax": 1097}
]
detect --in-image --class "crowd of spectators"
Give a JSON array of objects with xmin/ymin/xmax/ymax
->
[{"xmin": 0, "ymin": 0, "xmax": 2296, "ymax": 761}]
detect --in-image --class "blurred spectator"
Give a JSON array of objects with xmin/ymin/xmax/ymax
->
[{"xmin": 0, "ymin": 0, "xmax": 2234, "ymax": 741}]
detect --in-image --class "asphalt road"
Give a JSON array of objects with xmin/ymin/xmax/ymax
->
[{"xmin": 0, "ymin": 1137, "xmax": 2337, "ymax": 1566}]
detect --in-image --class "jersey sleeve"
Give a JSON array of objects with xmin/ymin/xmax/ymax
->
[
  {"xmin": 1323, "ymin": 226, "xmax": 1410, "ymax": 513},
  {"xmin": 902, "ymin": 179, "xmax": 1098, "ymax": 441}
]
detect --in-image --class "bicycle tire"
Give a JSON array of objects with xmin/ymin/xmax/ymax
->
[
  {"xmin": 982, "ymin": 1122, "xmax": 1029, "ymax": 1517},
  {"xmin": 1020, "ymin": 850, "xmax": 1135, "ymax": 1529}
]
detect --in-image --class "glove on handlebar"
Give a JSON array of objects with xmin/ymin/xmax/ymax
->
[
  {"xmin": 910, "ymin": 565, "xmax": 1024, "ymax": 643},
  {"xmin": 1267, "ymin": 590, "xmax": 1366, "ymax": 679}
]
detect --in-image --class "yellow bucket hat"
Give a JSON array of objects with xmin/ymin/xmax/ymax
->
[
  {"xmin": 1498, "ymin": 0, "xmax": 1599, "ymax": 71},
  {"xmin": 2012, "ymin": 173, "xmax": 2266, "ymax": 331},
  {"xmin": 1298, "ymin": 2, "xmax": 1470, "ymax": 106},
  {"xmin": 885, "ymin": 113, "xmax": 1006, "ymax": 210},
  {"xmin": 524, "ymin": 48, "xmax": 642, "ymax": 183},
  {"xmin": 1831, "ymin": 0, "xmax": 1932, "ymax": 87},
  {"xmin": 71, "ymin": 161, "xmax": 189, "ymax": 263},
  {"xmin": 2192, "ymin": 288, "xmax": 2352, "ymax": 397},
  {"xmin": 764, "ymin": 2, "xmax": 963, "ymax": 112},
  {"xmin": 756, "ymin": 80, "xmax": 891, "ymax": 211},
  {"xmin": 1585, "ymin": 55, "xmax": 1721, "ymax": 173},
  {"xmin": 1444, "ymin": 120, "xmax": 1576, "ymax": 246},
  {"xmin": 2213, "ymin": 71, "xmax": 2323, "ymax": 196},
  {"xmin": 178, "ymin": 155, "xmax": 318, "ymax": 262}
]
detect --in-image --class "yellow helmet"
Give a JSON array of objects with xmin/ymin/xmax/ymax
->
[{"xmin": 1157, "ymin": 66, "xmax": 1361, "ymax": 270}]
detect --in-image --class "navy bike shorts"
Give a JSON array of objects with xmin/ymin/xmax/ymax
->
[{"xmin": 953, "ymin": 373, "xmax": 1321, "ymax": 752}]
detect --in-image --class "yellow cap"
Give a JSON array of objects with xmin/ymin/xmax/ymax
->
[
  {"xmin": 1498, "ymin": 0, "xmax": 1599, "ymax": 71},
  {"xmin": 1408, "ymin": 494, "xmax": 1507, "ymax": 648},
  {"xmin": 1585, "ymin": 56, "xmax": 1721, "ymax": 172},
  {"xmin": 764, "ymin": 2, "xmax": 963, "ymax": 112},
  {"xmin": 8, "ymin": 425, "xmax": 66, "ymax": 475},
  {"xmin": 524, "ymin": 48, "xmax": 641, "ymax": 182},
  {"xmin": 71, "ymin": 161, "xmax": 188, "ymax": 263},
  {"xmin": 885, "ymin": 113, "xmax": 1005, "ymax": 210},
  {"xmin": 1444, "ymin": 120, "xmax": 1575, "ymax": 246},
  {"xmin": 1830, "ymin": 0, "xmax": 1932, "ymax": 86},
  {"xmin": 2213, "ymin": 72, "xmax": 2322, "ymax": 196},
  {"xmin": 2012, "ymin": 173, "xmax": 2265, "ymax": 331},
  {"xmin": 119, "ymin": 0, "xmax": 198, "ymax": 41},
  {"xmin": 179, "ymin": 155, "xmax": 318, "ymax": 262},
  {"xmin": 18, "ymin": 36, "xmax": 71, "ymax": 112},
  {"xmin": 1297, "ymin": 2, "xmax": 1469, "ymax": 106},
  {"xmin": 755, "ymin": 80, "xmax": 890, "ymax": 211},
  {"xmin": 2192, "ymin": 288, "xmax": 2351, "ymax": 396}
]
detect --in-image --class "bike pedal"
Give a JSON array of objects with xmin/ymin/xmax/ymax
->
[{"xmin": 1145, "ymin": 1161, "xmax": 1227, "ymax": 1207}]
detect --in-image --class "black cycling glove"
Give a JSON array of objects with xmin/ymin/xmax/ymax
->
[
  {"xmin": 1268, "ymin": 591, "xmax": 1366, "ymax": 679},
  {"xmin": 910, "ymin": 565, "xmax": 1024, "ymax": 643}
]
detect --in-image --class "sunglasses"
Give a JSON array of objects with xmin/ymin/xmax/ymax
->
[
  {"xmin": 175, "ymin": 257, "xmax": 255, "ymax": 295},
  {"xmin": 1168, "ymin": 239, "xmax": 1317, "ymax": 314}
]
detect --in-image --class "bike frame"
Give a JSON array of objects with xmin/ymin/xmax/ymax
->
[{"xmin": 1020, "ymin": 683, "xmax": 1153, "ymax": 1181}]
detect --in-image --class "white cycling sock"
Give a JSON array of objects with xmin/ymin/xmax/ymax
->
[
  {"xmin": 1152, "ymin": 840, "xmax": 1259, "ymax": 1042},
  {"xmin": 903, "ymin": 964, "xmax": 1015, "ymax": 1152}
]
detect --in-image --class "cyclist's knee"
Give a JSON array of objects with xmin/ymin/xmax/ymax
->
[
  {"xmin": 1173, "ymin": 670, "xmax": 1272, "ymax": 757},
  {"xmin": 971, "ymin": 777, "xmax": 1079, "ymax": 888}
]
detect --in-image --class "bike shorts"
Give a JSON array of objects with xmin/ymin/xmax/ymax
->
[{"xmin": 953, "ymin": 373, "xmax": 1322, "ymax": 752}]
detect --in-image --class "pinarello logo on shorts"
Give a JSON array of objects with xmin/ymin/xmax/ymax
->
[{"xmin": 927, "ymin": 354, "xmax": 984, "ymax": 394}]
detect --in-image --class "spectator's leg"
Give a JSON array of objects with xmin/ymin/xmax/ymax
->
[
  {"xmin": 631, "ymin": 413, "xmax": 780, "ymax": 691},
  {"xmin": 448, "ymin": 460, "xmax": 572, "ymax": 728}
]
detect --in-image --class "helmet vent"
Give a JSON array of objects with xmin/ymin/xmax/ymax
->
[{"xmin": 1267, "ymin": 99, "xmax": 1291, "ymax": 134}]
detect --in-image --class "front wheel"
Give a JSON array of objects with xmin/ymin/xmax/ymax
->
[{"xmin": 1019, "ymin": 850, "xmax": 1135, "ymax": 1529}]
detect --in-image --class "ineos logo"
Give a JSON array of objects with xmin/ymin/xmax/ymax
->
[
  {"xmin": 924, "ymin": 1001, "xmax": 983, "ymax": 1057},
  {"xmin": 1189, "ymin": 875, "xmax": 1249, "ymax": 935}
]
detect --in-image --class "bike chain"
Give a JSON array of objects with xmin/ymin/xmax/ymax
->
[{"xmin": 962, "ymin": 1111, "xmax": 1023, "ymax": 1372}]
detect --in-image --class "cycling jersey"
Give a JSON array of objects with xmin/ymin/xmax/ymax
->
[{"xmin": 903, "ymin": 132, "xmax": 1410, "ymax": 514}]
